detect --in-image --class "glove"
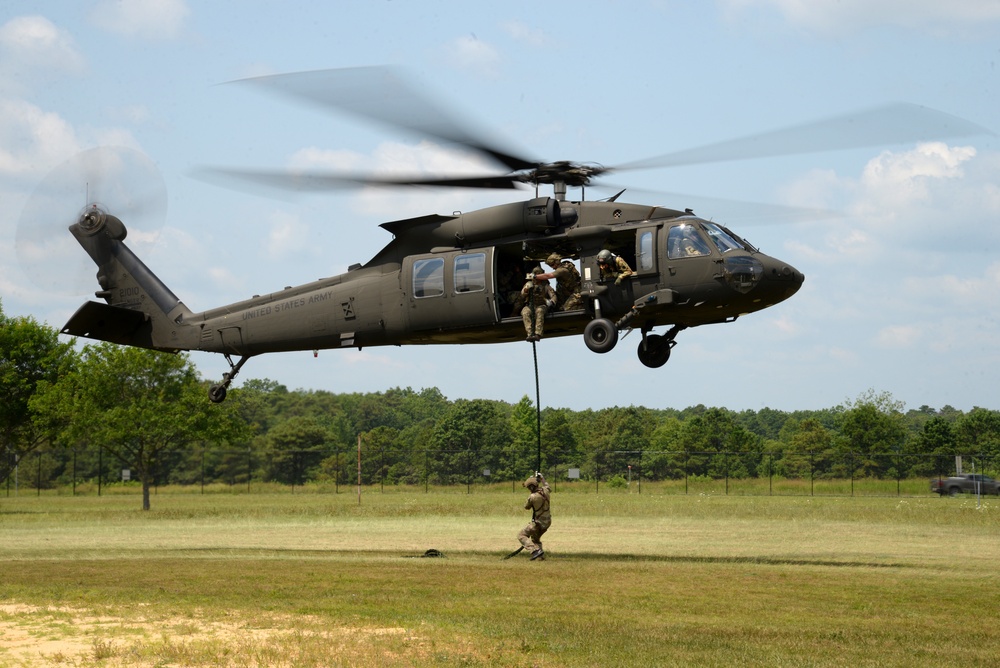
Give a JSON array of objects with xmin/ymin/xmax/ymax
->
[
  {"xmin": 615, "ymin": 276, "xmax": 623, "ymax": 285},
  {"xmin": 545, "ymin": 299, "xmax": 555, "ymax": 310}
]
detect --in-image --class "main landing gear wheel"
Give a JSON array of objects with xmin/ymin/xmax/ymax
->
[
  {"xmin": 637, "ymin": 334, "xmax": 674, "ymax": 368},
  {"xmin": 583, "ymin": 318, "xmax": 618, "ymax": 354}
]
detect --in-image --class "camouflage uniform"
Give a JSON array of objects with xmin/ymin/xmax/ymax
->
[
  {"xmin": 544, "ymin": 253, "xmax": 583, "ymax": 311},
  {"xmin": 517, "ymin": 474, "xmax": 551, "ymax": 560},
  {"xmin": 519, "ymin": 276, "xmax": 556, "ymax": 341},
  {"xmin": 599, "ymin": 255, "xmax": 634, "ymax": 285}
]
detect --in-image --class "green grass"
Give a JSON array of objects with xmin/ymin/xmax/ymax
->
[{"xmin": 1, "ymin": 490, "xmax": 999, "ymax": 666}]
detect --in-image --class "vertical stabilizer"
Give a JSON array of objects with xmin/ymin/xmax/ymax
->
[{"xmin": 62, "ymin": 208, "xmax": 194, "ymax": 351}]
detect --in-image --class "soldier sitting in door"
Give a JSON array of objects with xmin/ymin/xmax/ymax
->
[
  {"xmin": 516, "ymin": 267, "xmax": 556, "ymax": 342},
  {"xmin": 596, "ymin": 249, "xmax": 634, "ymax": 285}
]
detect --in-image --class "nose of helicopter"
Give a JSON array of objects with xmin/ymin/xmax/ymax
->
[{"xmin": 763, "ymin": 257, "xmax": 805, "ymax": 303}]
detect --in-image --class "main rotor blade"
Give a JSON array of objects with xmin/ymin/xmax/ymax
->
[
  {"xmin": 195, "ymin": 166, "xmax": 524, "ymax": 194},
  {"xmin": 230, "ymin": 66, "xmax": 538, "ymax": 173},
  {"xmin": 617, "ymin": 103, "xmax": 995, "ymax": 171}
]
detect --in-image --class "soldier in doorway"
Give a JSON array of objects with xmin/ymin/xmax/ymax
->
[
  {"xmin": 517, "ymin": 267, "xmax": 556, "ymax": 342},
  {"xmin": 535, "ymin": 253, "xmax": 582, "ymax": 311},
  {"xmin": 596, "ymin": 249, "xmax": 634, "ymax": 285}
]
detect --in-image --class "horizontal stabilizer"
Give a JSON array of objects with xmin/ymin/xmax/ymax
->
[{"xmin": 62, "ymin": 301, "xmax": 175, "ymax": 352}]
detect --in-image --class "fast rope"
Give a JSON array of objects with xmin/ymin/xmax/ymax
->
[{"xmin": 531, "ymin": 339, "xmax": 542, "ymax": 473}]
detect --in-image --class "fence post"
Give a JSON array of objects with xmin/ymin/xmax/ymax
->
[
  {"xmin": 768, "ymin": 451, "xmax": 772, "ymax": 496},
  {"xmin": 896, "ymin": 450, "xmax": 903, "ymax": 496},
  {"xmin": 809, "ymin": 450, "xmax": 814, "ymax": 496},
  {"xmin": 684, "ymin": 451, "xmax": 689, "ymax": 495},
  {"xmin": 850, "ymin": 451, "xmax": 854, "ymax": 497},
  {"xmin": 638, "ymin": 450, "xmax": 642, "ymax": 494},
  {"xmin": 724, "ymin": 450, "xmax": 729, "ymax": 496}
]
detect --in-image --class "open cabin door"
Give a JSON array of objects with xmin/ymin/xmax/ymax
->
[{"xmin": 402, "ymin": 248, "xmax": 498, "ymax": 332}]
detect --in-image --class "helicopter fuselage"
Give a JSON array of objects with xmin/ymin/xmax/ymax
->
[{"xmin": 63, "ymin": 197, "xmax": 803, "ymax": 369}]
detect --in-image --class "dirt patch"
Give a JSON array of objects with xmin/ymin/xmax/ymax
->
[{"xmin": 0, "ymin": 603, "xmax": 421, "ymax": 666}]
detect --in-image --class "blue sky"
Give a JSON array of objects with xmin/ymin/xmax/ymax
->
[{"xmin": 2, "ymin": 1, "xmax": 998, "ymax": 413}]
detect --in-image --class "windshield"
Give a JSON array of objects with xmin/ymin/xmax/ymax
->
[{"xmin": 702, "ymin": 222, "xmax": 747, "ymax": 253}]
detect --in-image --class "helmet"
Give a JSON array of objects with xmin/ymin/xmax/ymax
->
[
  {"xmin": 531, "ymin": 266, "xmax": 544, "ymax": 275},
  {"xmin": 523, "ymin": 476, "xmax": 539, "ymax": 489},
  {"xmin": 597, "ymin": 249, "xmax": 613, "ymax": 264},
  {"xmin": 546, "ymin": 253, "xmax": 562, "ymax": 266}
]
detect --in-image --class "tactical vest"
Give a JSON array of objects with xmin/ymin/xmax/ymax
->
[{"xmin": 555, "ymin": 261, "xmax": 581, "ymax": 303}]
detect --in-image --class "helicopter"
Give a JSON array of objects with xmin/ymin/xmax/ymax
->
[{"xmin": 55, "ymin": 67, "xmax": 989, "ymax": 402}]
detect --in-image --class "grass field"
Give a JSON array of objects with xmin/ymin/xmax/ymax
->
[{"xmin": 2, "ymin": 486, "xmax": 999, "ymax": 667}]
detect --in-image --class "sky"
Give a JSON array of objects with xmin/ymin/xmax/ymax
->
[{"xmin": 1, "ymin": 0, "xmax": 998, "ymax": 414}]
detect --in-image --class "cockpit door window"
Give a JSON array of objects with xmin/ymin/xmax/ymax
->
[{"xmin": 667, "ymin": 224, "xmax": 711, "ymax": 259}]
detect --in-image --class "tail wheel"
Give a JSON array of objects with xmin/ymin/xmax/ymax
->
[
  {"xmin": 583, "ymin": 318, "xmax": 618, "ymax": 354},
  {"xmin": 208, "ymin": 384, "xmax": 228, "ymax": 404}
]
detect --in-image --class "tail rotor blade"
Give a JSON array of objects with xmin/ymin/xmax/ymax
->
[{"xmin": 15, "ymin": 146, "xmax": 167, "ymax": 294}]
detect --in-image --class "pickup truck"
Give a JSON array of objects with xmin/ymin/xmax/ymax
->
[{"xmin": 930, "ymin": 474, "xmax": 1000, "ymax": 496}]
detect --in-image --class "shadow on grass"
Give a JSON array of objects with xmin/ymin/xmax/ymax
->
[{"xmin": 159, "ymin": 546, "xmax": 911, "ymax": 569}]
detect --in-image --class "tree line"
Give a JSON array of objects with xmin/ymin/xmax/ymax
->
[{"xmin": 3, "ymin": 301, "xmax": 999, "ymax": 509}]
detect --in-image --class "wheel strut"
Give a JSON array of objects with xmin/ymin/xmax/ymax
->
[{"xmin": 208, "ymin": 354, "xmax": 252, "ymax": 403}]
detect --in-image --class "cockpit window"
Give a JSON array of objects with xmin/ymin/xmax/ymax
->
[
  {"xmin": 667, "ymin": 224, "xmax": 711, "ymax": 259},
  {"xmin": 702, "ymin": 222, "xmax": 746, "ymax": 254}
]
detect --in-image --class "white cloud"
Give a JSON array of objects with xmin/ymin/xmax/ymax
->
[
  {"xmin": 282, "ymin": 140, "xmax": 518, "ymax": 218},
  {"xmin": 0, "ymin": 99, "xmax": 80, "ymax": 177},
  {"xmin": 502, "ymin": 20, "xmax": 550, "ymax": 47},
  {"xmin": 90, "ymin": 0, "xmax": 190, "ymax": 40},
  {"xmin": 105, "ymin": 104, "xmax": 152, "ymax": 126},
  {"xmin": 782, "ymin": 143, "xmax": 994, "ymax": 266},
  {"xmin": 875, "ymin": 324, "xmax": 922, "ymax": 348},
  {"xmin": 288, "ymin": 147, "xmax": 366, "ymax": 172},
  {"xmin": 903, "ymin": 261, "xmax": 1000, "ymax": 306},
  {"xmin": 0, "ymin": 15, "xmax": 85, "ymax": 93},
  {"xmin": 857, "ymin": 142, "xmax": 974, "ymax": 211},
  {"xmin": 443, "ymin": 34, "xmax": 502, "ymax": 77},
  {"xmin": 0, "ymin": 15, "xmax": 85, "ymax": 71},
  {"xmin": 265, "ymin": 210, "xmax": 310, "ymax": 260},
  {"xmin": 206, "ymin": 266, "xmax": 245, "ymax": 293},
  {"xmin": 722, "ymin": 0, "xmax": 1000, "ymax": 35}
]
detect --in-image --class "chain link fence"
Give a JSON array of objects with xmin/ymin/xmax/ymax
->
[{"xmin": 5, "ymin": 446, "xmax": 996, "ymax": 497}]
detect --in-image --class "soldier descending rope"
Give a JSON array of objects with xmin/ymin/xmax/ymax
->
[{"xmin": 517, "ymin": 472, "xmax": 551, "ymax": 561}]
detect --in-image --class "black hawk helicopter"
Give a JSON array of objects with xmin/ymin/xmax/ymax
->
[{"xmin": 54, "ymin": 67, "xmax": 989, "ymax": 402}]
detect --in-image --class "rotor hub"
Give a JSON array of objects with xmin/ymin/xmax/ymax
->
[
  {"xmin": 524, "ymin": 162, "xmax": 607, "ymax": 187},
  {"xmin": 75, "ymin": 204, "xmax": 127, "ymax": 240}
]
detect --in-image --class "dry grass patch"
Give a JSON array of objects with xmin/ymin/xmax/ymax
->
[{"xmin": 0, "ymin": 603, "xmax": 449, "ymax": 667}]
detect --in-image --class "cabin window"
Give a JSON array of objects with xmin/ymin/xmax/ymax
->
[
  {"xmin": 454, "ymin": 253, "xmax": 486, "ymax": 293},
  {"xmin": 667, "ymin": 224, "xmax": 711, "ymax": 259},
  {"xmin": 413, "ymin": 258, "xmax": 444, "ymax": 298},
  {"xmin": 638, "ymin": 231, "xmax": 654, "ymax": 271}
]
